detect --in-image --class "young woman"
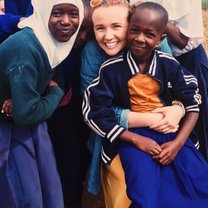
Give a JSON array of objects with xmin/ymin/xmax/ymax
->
[{"xmin": 0, "ymin": 0, "xmax": 84, "ymax": 207}]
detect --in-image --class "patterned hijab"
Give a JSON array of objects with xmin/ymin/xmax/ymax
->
[{"xmin": 18, "ymin": 0, "xmax": 84, "ymax": 68}]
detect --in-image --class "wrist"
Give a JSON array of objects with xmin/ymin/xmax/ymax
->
[{"xmin": 172, "ymin": 100, "xmax": 185, "ymax": 118}]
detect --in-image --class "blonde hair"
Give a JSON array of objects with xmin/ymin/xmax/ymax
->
[{"xmin": 90, "ymin": 0, "xmax": 130, "ymax": 15}]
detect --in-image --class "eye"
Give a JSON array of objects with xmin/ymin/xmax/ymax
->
[
  {"xmin": 146, "ymin": 32, "xmax": 156, "ymax": 38},
  {"xmin": 70, "ymin": 11, "xmax": 79, "ymax": 18},
  {"xmin": 51, "ymin": 9, "xmax": 62, "ymax": 17},
  {"xmin": 129, "ymin": 27, "xmax": 138, "ymax": 34},
  {"xmin": 113, "ymin": 24, "xmax": 122, "ymax": 30},
  {"xmin": 94, "ymin": 26, "xmax": 105, "ymax": 32}
]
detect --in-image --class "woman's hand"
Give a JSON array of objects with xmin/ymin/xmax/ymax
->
[
  {"xmin": 149, "ymin": 105, "xmax": 183, "ymax": 133},
  {"xmin": 1, "ymin": 99, "xmax": 12, "ymax": 116}
]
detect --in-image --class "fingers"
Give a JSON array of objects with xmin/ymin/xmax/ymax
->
[
  {"xmin": 153, "ymin": 149, "xmax": 173, "ymax": 165},
  {"xmin": 150, "ymin": 118, "xmax": 167, "ymax": 130},
  {"xmin": 156, "ymin": 125, "xmax": 179, "ymax": 134},
  {"xmin": 1, "ymin": 100, "xmax": 12, "ymax": 116},
  {"xmin": 150, "ymin": 119, "xmax": 179, "ymax": 134},
  {"xmin": 150, "ymin": 144, "xmax": 162, "ymax": 156},
  {"xmin": 150, "ymin": 149, "xmax": 160, "ymax": 156},
  {"xmin": 151, "ymin": 107, "xmax": 165, "ymax": 113},
  {"xmin": 162, "ymin": 126, "xmax": 179, "ymax": 134}
]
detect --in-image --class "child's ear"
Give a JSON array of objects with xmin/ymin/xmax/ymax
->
[
  {"xmin": 155, "ymin": 34, "xmax": 167, "ymax": 49},
  {"xmin": 160, "ymin": 33, "xmax": 167, "ymax": 42}
]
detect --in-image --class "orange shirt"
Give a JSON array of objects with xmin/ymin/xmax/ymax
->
[{"xmin": 128, "ymin": 73, "xmax": 164, "ymax": 112}]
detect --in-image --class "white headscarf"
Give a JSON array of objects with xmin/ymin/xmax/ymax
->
[{"xmin": 18, "ymin": 0, "xmax": 84, "ymax": 68}]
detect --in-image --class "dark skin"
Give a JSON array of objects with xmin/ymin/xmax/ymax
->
[
  {"xmin": 49, "ymin": 3, "xmax": 79, "ymax": 42},
  {"xmin": 119, "ymin": 7, "xmax": 199, "ymax": 165},
  {"xmin": 73, "ymin": 4, "xmax": 92, "ymax": 49},
  {"xmin": 166, "ymin": 22, "xmax": 189, "ymax": 49}
]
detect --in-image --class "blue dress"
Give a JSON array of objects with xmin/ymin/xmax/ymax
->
[
  {"xmin": 119, "ymin": 127, "xmax": 208, "ymax": 208},
  {"xmin": 0, "ymin": 122, "xmax": 64, "ymax": 208}
]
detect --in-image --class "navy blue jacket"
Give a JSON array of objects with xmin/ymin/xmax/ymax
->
[{"xmin": 83, "ymin": 50, "xmax": 201, "ymax": 164}]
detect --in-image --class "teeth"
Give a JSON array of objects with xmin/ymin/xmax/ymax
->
[
  {"xmin": 105, "ymin": 42, "xmax": 118, "ymax": 48},
  {"xmin": 61, "ymin": 30, "xmax": 70, "ymax": 34}
]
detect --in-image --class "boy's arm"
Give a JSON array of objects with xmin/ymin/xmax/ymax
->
[
  {"xmin": 154, "ymin": 112, "xmax": 198, "ymax": 165},
  {"xmin": 120, "ymin": 130, "xmax": 163, "ymax": 156},
  {"xmin": 153, "ymin": 58, "xmax": 201, "ymax": 165}
]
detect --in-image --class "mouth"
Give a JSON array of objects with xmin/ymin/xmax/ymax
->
[
  {"xmin": 104, "ymin": 41, "xmax": 119, "ymax": 49},
  {"xmin": 59, "ymin": 29, "xmax": 73, "ymax": 35},
  {"xmin": 132, "ymin": 45, "xmax": 145, "ymax": 51}
]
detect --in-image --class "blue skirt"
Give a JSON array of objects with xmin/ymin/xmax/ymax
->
[
  {"xmin": 119, "ymin": 127, "xmax": 208, "ymax": 208},
  {"xmin": 0, "ymin": 122, "xmax": 64, "ymax": 208}
]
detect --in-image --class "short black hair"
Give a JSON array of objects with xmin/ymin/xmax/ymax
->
[{"xmin": 130, "ymin": 1, "xmax": 169, "ymax": 32}]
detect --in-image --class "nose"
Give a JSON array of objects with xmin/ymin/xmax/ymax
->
[
  {"xmin": 104, "ymin": 28, "xmax": 114, "ymax": 40},
  {"xmin": 135, "ymin": 33, "xmax": 145, "ymax": 42},
  {"xmin": 61, "ymin": 14, "xmax": 71, "ymax": 25}
]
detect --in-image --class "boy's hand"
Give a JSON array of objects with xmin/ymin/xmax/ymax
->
[
  {"xmin": 133, "ymin": 135, "xmax": 162, "ymax": 156},
  {"xmin": 153, "ymin": 140, "xmax": 181, "ymax": 165},
  {"xmin": 120, "ymin": 131, "xmax": 162, "ymax": 156},
  {"xmin": 1, "ymin": 99, "xmax": 12, "ymax": 116}
]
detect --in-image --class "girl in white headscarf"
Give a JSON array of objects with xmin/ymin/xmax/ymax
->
[{"xmin": 0, "ymin": 0, "xmax": 83, "ymax": 207}]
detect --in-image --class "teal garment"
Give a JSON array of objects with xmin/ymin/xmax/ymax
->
[
  {"xmin": 80, "ymin": 39, "xmax": 108, "ymax": 94},
  {"xmin": 160, "ymin": 38, "xmax": 172, "ymax": 55},
  {"xmin": 0, "ymin": 28, "xmax": 64, "ymax": 125}
]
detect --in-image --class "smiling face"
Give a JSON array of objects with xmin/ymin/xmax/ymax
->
[
  {"xmin": 92, "ymin": 5, "xmax": 129, "ymax": 56},
  {"xmin": 127, "ymin": 7, "xmax": 165, "ymax": 63},
  {"xmin": 48, "ymin": 3, "xmax": 79, "ymax": 42}
]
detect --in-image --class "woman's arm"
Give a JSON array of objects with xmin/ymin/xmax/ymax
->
[{"xmin": 116, "ymin": 104, "xmax": 184, "ymax": 134}]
